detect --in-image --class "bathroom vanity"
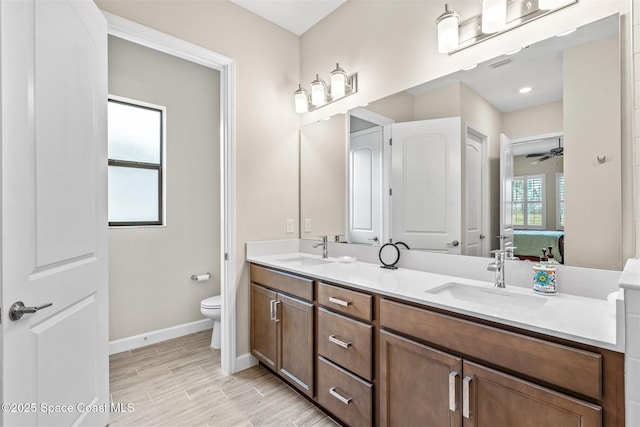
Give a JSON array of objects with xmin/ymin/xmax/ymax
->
[{"xmin": 248, "ymin": 246, "xmax": 624, "ymax": 427}]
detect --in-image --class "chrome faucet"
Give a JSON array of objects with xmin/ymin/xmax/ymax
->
[
  {"xmin": 487, "ymin": 247, "xmax": 517, "ymax": 288},
  {"xmin": 313, "ymin": 236, "xmax": 329, "ymax": 259}
]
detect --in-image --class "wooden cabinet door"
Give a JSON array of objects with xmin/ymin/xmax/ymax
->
[
  {"xmin": 380, "ymin": 330, "xmax": 463, "ymax": 427},
  {"xmin": 462, "ymin": 360, "xmax": 602, "ymax": 427},
  {"xmin": 278, "ymin": 292, "xmax": 315, "ymax": 397},
  {"xmin": 250, "ymin": 284, "xmax": 277, "ymax": 370}
]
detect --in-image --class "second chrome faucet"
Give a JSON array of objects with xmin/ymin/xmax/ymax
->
[{"xmin": 313, "ymin": 236, "xmax": 329, "ymax": 259}]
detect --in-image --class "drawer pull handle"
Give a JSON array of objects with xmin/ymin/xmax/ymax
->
[
  {"xmin": 328, "ymin": 296, "xmax": 351, "ymax": 307},
  {"xmin": 329, "ymin": 335, "xmax": 352, "ymax": 349},
  {"xmin": 463, "ymin": 376, "xmax": 472, "ymax": 418},
  {"xmin": 329, "ymin": 387, "xmax": 352, "ymax": 405},
  {"xmin": 449, "ymin": 371, "xmax": 458, "ymax": 412}
]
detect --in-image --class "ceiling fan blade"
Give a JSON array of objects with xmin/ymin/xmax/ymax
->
[
  {"xmin": 525, "ymin": 152, "xmax": 550, "ymax": 158},
  {"xmin": 530, "ymin": 155, "xmax": 551, "ymax": 164}
]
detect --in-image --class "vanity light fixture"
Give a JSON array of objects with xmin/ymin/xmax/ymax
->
[
  {"xmin": 436, "ymin": 4, "xmax": 460, "ymax": 53},
  {"xmin": 294, "ymin": 65, "xmax": 358, "ymax": 113},
  {"xmin": 481, "ymin": 0, "xmax": 507, "ymax": 33},
  {"xmin": 329, "ymin": 63, "xmax": 350, "ymax": 98},
  {"xmin": 437, "ymin": 0, "xmax": 577, "ymax": 54},
  {"xmin": 294, "ymin": 84, "xmax": 310, "ymax": 113},
  {"xmin": 538, "ymin": 0, "xmax": 565, "ymax": 10},
  {"xmin": 556, "ymin": 28, "xmax": 577, "ymax": 37},
  {"xmin": 310, "ymin": 74, "xmax": 328, "ymax": 107}
]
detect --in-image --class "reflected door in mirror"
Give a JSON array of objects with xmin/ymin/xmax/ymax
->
[{"xmin": 391, "ymin": 117, "xmax": 462, "ymax": 253}]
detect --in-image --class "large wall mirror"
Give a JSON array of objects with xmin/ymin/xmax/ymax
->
[{"xmin": 300, "ymin": 14, "xmax": 622, "ymax": 270}]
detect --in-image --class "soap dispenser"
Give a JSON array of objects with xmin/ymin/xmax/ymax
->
[{"xmin": 533, "ymin": 248, "xmax": 557, "ymax": 295}]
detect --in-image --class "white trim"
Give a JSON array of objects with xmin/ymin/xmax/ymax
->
[
  {"xmin": 109, "ymin": 319, "xmax": 214, "ymax": 355},
  {"xmin": 555, "ymin": 172, "xmax": 565, "ymax": 230},
  {"xmin": 103, "ymin": 12, "xmax": 238, "ymax": 374},
  {"xmin": 236, "ymin": 353, "xmax": 259, "ymax": 372}
]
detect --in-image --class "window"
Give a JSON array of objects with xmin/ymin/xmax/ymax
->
[
  {"xmin": 108, "ymin": 98, "xmax": 164, "ymax": 226},
  {"xmin": 512, "ymin": 174, "xmax": 545, "ymax": 229},
  {"xmin": 556, "ymin": 173, "xmax": 565, "ymax": 229}
]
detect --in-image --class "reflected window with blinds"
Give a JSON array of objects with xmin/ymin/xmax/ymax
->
[{"xmin": 512, "ymin": 174, "xmax": 545, "ymax": 229}]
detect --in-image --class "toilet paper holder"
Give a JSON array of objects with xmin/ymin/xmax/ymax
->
[{"xmin": 191, "ymin": 273, "xmax": 212, "ymax": 281}]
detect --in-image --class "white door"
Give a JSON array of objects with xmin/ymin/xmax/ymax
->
[
  {"xmin": 348, "ymin": 127, "xmax": 382, "ymax": 245},
  {"xmin": 464, "ymin": 129, "xmax": 484, "ymax": 257},
  {"xmin": 1, "ymin": 1, "xmax": 109, "ymax": 426},
  {"xmin": 391, "ymin": 118, "xmax": 461, "ymax": 253},
  {"xmin": 500, "ymin": 134, "xmax": 515, "ymax": 250}
]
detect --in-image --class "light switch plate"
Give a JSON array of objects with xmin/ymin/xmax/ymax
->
[
  {"xmin": 304, "ymin": 218, "xmax": 311, "ymax": 233},
  {"xmin": 286, "ymin": 219, "xmax": 294, "ymax": 234}
]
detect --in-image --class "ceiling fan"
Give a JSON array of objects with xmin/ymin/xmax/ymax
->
[{"xmin": 525, "ymin": 138, "xmax": 563, "ymax": 164}]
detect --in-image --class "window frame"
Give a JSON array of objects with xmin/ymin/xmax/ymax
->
[
  {"xmin": 107, "ymin": 96, "xmax": 166, "ymax": 227},
  {"xmin": 512, "ymin": 174, "xmax": 546, "ymax": 230},
  {"xmin": 556, "ymin": 172, "xmax": 565, "ymax": 230}
]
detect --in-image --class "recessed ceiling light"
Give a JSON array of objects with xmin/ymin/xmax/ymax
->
[
  {"xmin": 519, "ymin": 86, "xmax": 532, "ymax": 94},
  {"xmin": 462, "ymin": 64, "xmax": 478, "ymax": 71},
  {"xmin": 505, "ymin": 48, "xmax": 522, "ymax": 55},
  {"xmin": 556, "ymin": 28, "xmax": 577, "ymax": 37}
]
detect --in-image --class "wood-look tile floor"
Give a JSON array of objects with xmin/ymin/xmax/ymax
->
[{"xmin": 109, "ymin": 330, "xmax": 337, "ymax": 427}]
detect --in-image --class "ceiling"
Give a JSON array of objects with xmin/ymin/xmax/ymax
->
[{"xmin": 229, "ymin": 0, "xmax": 346, "ymax": 36}]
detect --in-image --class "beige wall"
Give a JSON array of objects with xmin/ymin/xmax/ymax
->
[
  {"xmin": 108, "ymin": 36, "xmax": 221, "ymax": 340},
  {"xmin": 564, "ymin": 35, "xmax": 622, "ymax": 269},
  {"xmin": 502, "ymin": 101, "xmax": 563, "ymax": 140},
  {"xmin": 300, "ymin": 114, "xmax": 346, "ymax": 238},
  {"xmin": 97, "ymin": 0, "xmax": 300, "ymax": 355}
]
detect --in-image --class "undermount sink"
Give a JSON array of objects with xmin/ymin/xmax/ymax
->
[
  {"xmin": 426, "ymin": 282, "xmax": 547, "ymax": 310},
  {"xmin": 276, "ymin": 256, "xmax": 333, "ymax": 267}
]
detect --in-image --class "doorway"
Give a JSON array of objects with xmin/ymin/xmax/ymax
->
[{"xmin": 105, "ymin": 13, "xmax": 237, "ymax": 374}]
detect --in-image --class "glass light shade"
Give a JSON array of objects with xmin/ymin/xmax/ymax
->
[
  {"xmin": 294, "ymin": 85, "xmax": 309, "ymax": 113},
  {"xmin": 437, "ymin": 13, "xmax": 459, "ymax": 53},
  {"xmin": 481, "ymin": 0, "xmax": 507, "ymax": 34},
  {"xmin": 310, "ymin": 75, "xmax": 327, "ymax": 107},
  {"xmin": 538, "ymin": 0, "xmax": 564, "ymax": 10},
  {"xmin": 330, "ymin": 63, "xmax": 348, "ymax": 98}
]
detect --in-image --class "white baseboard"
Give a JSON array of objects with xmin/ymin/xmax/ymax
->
[
  {"xmin": 109, "ymin": 319, "xmax": 214, "ymax": 355},
  {"xmin": 236, "ymin": 352, "xmax": 258, "ymax": 372}
]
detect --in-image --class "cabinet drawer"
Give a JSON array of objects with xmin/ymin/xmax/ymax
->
[
  {"xmin": 317, "ymin": 356, "xmax": 372, "ymax": 427},
  {"xmin": 380, "ymin": 298, "xmax": 602, "ymax": 400},
  {"xmin": 318, "ymin": 308, "xmax": 373, "ymax": 381},
  {"xmin": 317, "ymin": 282, "xmax": 372, "ymax": 321},
  {"xmin": 250, "ymin": 264, "xmax": 313, "ymax": 301}
]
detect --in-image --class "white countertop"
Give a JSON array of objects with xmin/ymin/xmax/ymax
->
[{"xmin": 247, "ymin": 252, "xmax": 621, "ymax": 352}]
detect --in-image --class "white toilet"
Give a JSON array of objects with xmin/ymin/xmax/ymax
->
[{"xmin": 200, "ymin": 295, "xmax": 222, "ymax": 349}]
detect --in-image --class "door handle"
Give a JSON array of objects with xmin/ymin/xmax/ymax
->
[
  {"xmin": 368, "ymin": 236, "xmax": 379, "ymax": 242},
  {"xmin": 446, "ymin": 240, "xmax": 460, "ymax": 247},
  {"xmin": 9, "ymin": 301, "xmax": 53, "ymax": 321}
]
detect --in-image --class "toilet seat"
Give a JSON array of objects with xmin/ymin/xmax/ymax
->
[{"xmin": 201, "ymin": 295, "xmax": 221, "ymax": 309}]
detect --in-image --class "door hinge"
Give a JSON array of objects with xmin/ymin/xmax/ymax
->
[
  {"xmin": 389, "ymin": 188, "xmax": 393, "ymax": 196},
  {"xmin": 389, "ymin": 138, "xmax": 393, "ymax": 146},
  {"xmin": 224, "ymin": 253, "xmax": 229, "ymax": 261}
]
